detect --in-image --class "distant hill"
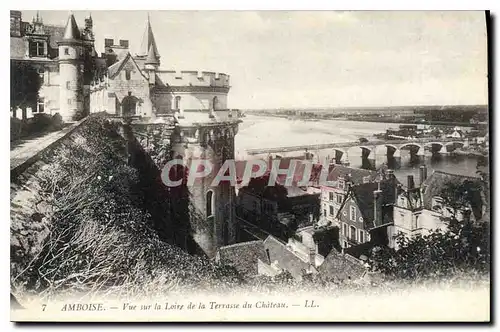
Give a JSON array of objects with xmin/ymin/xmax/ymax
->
[{"xmin": 242, "ymin": 105, "xmax": 488, "ymax": 114}]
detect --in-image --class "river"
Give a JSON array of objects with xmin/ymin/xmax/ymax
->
[{"xmin": 235, "ymin": 114, "xmax": 480, "ymax": 184}]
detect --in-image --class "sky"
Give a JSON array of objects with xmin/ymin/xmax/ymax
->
[{"xmin": 22, "ymin": 10, "xmax": 489, "ymax": 109}]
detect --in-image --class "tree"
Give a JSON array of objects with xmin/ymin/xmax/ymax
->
[
  {"xmin": 10, "ymin": 60, "xmax": 42, "ymax": 111},
  {"xmin": 438, "ymin": 179, "xmax": 483, "ymax": 222},
  {"xmin": 369, "ymin": 177, "xmax": 490, "ymax": 281}
]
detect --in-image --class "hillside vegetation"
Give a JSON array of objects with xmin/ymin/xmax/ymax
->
[{"xmin": 10, "ymin": 115, "xmax": 240, "ymax": 300}]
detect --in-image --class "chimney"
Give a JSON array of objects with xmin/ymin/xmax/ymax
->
[
  {"xmin": 419, "ymin": 165, "xmax": 428, "ymax": 186},
  {"xmin": 373, "ymin": 182, "xmax": 383, "ymax": 226},
  {"xmin": 407, "ymin": 175, "xmax": 415, "ymax": 190},
  {"xmin": 309, "ymin": 247, "xmax": 316, "ymax": 268}
]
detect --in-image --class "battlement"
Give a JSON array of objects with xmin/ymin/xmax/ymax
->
[{"xmin": 156, "ymin": 70, "xmax": 230, "ymax": 88}]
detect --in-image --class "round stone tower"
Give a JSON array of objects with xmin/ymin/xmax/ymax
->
[
  {"xmin": 58, "ymin": 13, "xmax": 84, "ymax": 121},
  {"xmin": 169, "ymin": 116, "xmax": 240, "ymax": 258}
]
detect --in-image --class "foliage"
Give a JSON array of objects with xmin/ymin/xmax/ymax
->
[
  {"xmin": 11, "ymin": 115, "xmax": 241, "ymax": 298},
  {"xmin": 11, "ymin": 60, "xmax": 42, "ymax": 110},
  {"xmin": 369, "ymin": 220, "xmax": 490, "ymax": 281},
  {"xmin": 438, "ymin": 179, "xmax": 483, "ymax": 220}
]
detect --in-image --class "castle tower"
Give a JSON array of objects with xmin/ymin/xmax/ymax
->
[
  {"xmin": 58, "ymin": 13, "xmax": 84, "ymax": 121},
  {"xmin": 169, "ymin": 120, "xmax": 240, "ymax": 258}
]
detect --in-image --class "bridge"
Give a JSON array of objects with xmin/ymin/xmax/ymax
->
[{"xmin": 245, "ymin": 137, "xmax": 469, "ymax": 169}]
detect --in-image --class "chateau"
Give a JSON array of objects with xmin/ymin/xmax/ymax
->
[
  {"xmin": 10, "ymin": 11, "xmax": 232, "ymax": 121},
  {"xmin": 11, "ymin": 11, "xmax": 241, "ymax": 258}
]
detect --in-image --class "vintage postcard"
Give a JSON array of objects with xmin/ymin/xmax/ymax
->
[{"xmin": 10, "ymin": 10, "xmax": 490, "ymax": 322}]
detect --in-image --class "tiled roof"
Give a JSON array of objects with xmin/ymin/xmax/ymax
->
[
  {"xmin": 263, "ymin": 235, "xmax": 312, "ymax": 280},
  {"xmin": 421, "ymin": 170, "xmax": 484, "ymax": 220},
  {"xmin": 217, "ymin": 240, "xmax": 269, "ymax": 276},
  {"xmin": 317, "ymin": 249, "xmax": 366, "ymax": 282}
]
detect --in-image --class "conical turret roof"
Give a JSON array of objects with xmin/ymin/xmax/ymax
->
[
  {"xmin": 63, "ymin": 13, "xmax": 81, "ymax": 40},
  {"xmin": 145, "ymin": 43, "xmax": 160, "ymax": 65},
  {"xmin": 139, "ymin": 15, "xmax": 159, "ymax": 58}
]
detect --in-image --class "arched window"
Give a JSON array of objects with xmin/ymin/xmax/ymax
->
[
  {"xmin": 175, "ymin": 96, "xmax": 181, "ymax": 110},
  {"xmin": 212, "ymin": 96, "xmax": 218, "ymax": 110},
  {"xmin": 206, "ymin": 190, "xmax": 214, "ymax": 217}
]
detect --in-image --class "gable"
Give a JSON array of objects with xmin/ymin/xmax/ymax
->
[{"xmin": 108, "ymin": 52, "xmax": 148, "ymax": 81}]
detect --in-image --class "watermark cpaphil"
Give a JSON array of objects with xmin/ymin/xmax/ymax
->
[{"xmin": 160, "ymin": 157, "xmax": 337, "ymax": 187}]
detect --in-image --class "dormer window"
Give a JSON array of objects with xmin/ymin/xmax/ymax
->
[
  {"xmin": 432, "ymin": 196, "xmax": 443, "ymax": 211},
  {"xmin": 29, "ymin": 41, "xmax": 45, "ymax": 57}
]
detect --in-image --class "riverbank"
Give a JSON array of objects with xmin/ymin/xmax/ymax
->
[{"xmin": 245, "ymin": 112, "xmax": 475, "ymax": 127}]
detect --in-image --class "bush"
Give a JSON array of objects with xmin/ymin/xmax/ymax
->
[
  {"xmin": 368, "ymin": 221, "xmax": 490, "ymax": 281},
  {"xmin": 11, "ymin": 115, "xmax": 240, "ymax": 299}
]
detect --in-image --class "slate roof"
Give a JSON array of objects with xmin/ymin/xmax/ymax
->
[
  {"xmin": 317, "ymin": 249, "xmax": 366, "ymax": 282},
  {"xmin": 338, "ymin": 178, "xmax": 398, "ymax": 230},
  {"xmin": 421, "ymin": 170, "xmax": 484, "ymax": 220},
  {"xmin": 217, "ymin": 240, "xmax": 269, "ymax": 276},
  {"xmin": 327, "ymin": 165, "xmax": 378, "ymax": 186},
  {"xmin": 11, "ymin": 24, "xmax": 66, "ymax": 60},
  {"xmin": 108, "ymin": 52, "xmax": 148, "ymax": 80},
  {"xmin": 145, "ymin": 43, "xmax": 160, "ymax": 65},
  {"xmin": 139, "ymin": 17, "xmax": 160, "ymax": 57},
  {"xmin": 10, "ymin": 37, "xmax": 26, "ymax": 59},
  {"xmin": 263, "ymin": 235, "xmax": 312, "ymax": 280},
  {"xmin": 44, "ymin": 25, "xmax": 65, "ymax": 49},
  {"xmin": 62, "ymin": 14, "xmax": 81, "ymax": 40}
]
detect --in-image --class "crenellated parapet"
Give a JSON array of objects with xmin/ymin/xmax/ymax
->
[{"xmin": 156, "ymin": 70, "xmax": 230, "ymax": 89}]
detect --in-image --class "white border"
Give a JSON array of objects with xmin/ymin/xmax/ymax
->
[{"xmin": 2, "ymin": 0, "xmax": 497, "ymax": 331}]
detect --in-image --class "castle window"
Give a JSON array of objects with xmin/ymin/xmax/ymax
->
[
  {"xmin": 349, "ymin": 206, "xmax": 356, "ymax": 221},
  {"xmin": 329, "ymin": 205, "xmax": 334, "ymax": 216},
  {"xmin": 350, "ymin": 226, "xmax": 357, "ymax": 241},
  {"xmin": 206, "ymin": 190, "xmax": 214, "ymax": 217},
  {"xmin": 175, "ymin": 96, "xmax": 181, "ymax": 110},
  {"xmin": 329, "ymin": 192, "xmax": 334, "ymax": 201},
  {"xmin": 29, "ymin": 41, "xmax": 45, "ymax": 57},
  {"xmin": 125, "ymin": 70, "xmax": 131, "ymax": 80},
  {"xmin": 66, "ymin": 81, "xmax": 70, "ymax": 89},
  {"xmin": 212, "ymin": 96, "xmax": 219, "ymax": 110},
  {"xmin": 336, "ymin": 194, "xmax": 343, "ymax": 204},
  {"xmin": 343, "ymin": 223, "xmax": 348, "ymax": 236},
  {"xmin": 64, "ymin": 48, "xmax": 69, "ymax": 55},
  {"xmin": 36, "ymin": 97, "xmax": 45, "ymax": 113},
  {"xmin": 38, "ymin": 68, "xmax": 45, "ymax": 84},
  {"xmin": 359, "ymin": 230, "xmax": 364, "ymax": 243},
  {"xmin": 67, "ymin": 98, "xmax": 72, "ymax": 105}
]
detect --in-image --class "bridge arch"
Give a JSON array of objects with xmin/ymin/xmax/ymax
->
[
  {"xmin": 445, "ymin": 141, "xmax": 464, "ymax": 147},
  {"xmin": 399, "ymin": 143, "xmax": 423, "ymax": 151}
]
